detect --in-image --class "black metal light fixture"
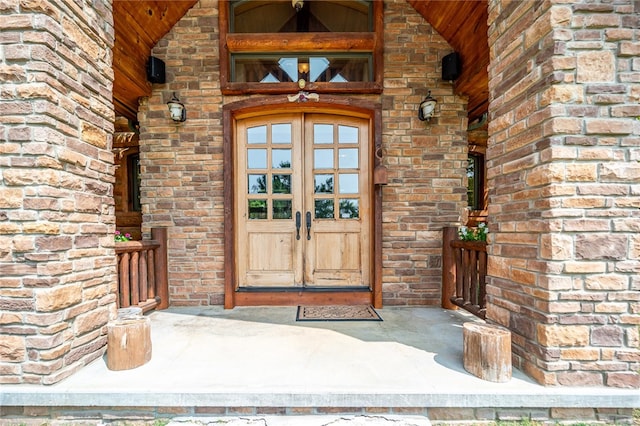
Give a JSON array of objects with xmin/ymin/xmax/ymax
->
[
  {"xmin": 167, "ymin": 92, "xmax": 186, "ymax": 123},
  {"xmin": 418, "ymin": 91, "xmax": 437, "ymax": 122}
]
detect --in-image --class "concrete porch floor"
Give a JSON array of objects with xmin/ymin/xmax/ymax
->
[{"xmin": 1, "ymin": 306, "xmax": 638, "ymax": 423}]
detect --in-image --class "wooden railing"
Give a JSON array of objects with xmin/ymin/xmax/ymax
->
[
  {"xmin": 115, "ymin": 228, "xmax": 169, "ymax": 312},
  {"xmin": 441, "ymin": 227, "xmax": 487, "ymax": 319}
]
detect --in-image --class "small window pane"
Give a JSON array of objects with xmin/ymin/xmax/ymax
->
[
  {"xmin": 272, "ymin": 123, "xmax": 292, "ymax": 144},
  {"xmin": 309, "ymin": 56, "xmax": 371, "ymax": 83},
  {"xmin": 314, "ymin": 124, "xmax": 333, "ymax": 144},
  {"xmin": 314, "ymin": 174, "xmax": 334, "ymax": 194},
  {"xmin": 338, "ymin": 125, "xmax": 358, "ymax": 143},
  {"xmin": 338, "ymin": 149, "xmax": 358, "ymax": 169},
  {"xmin": 272, "ymin": 174, "xmax": 291, "ymax": 194},
  {"xmin": 232, "ymin": 54, "xmax": 372, "ymax": 83},
  {"xmin": 467, "ymin": 154, "xmax": 484, "ymax": 210},
  {"xmin": 277, "ymin": 57, "xmax": 298, "ymax": 82},
  {"xmin": 315, "ymin": 199, "xmax": 334, "ymax": 219},
  {"xmin": 339, "ymin": 173, "xmax": 358, "ymax": 194},
  {"xmin": 127, "ymin": 154, "xmax": 141, "ymax": 212},
  {"xmin": 272, "ymin": 149, "xmax": 291, "ymax": 168},
  {"xmin": 273, "ymin": 200, "xmax": 292, "ymax": 219},
  {"xmin": 248, "ymin": 149, "xmax": 267, "ymax": 169},
  {"xmin": 247, "ymin": 126, "xmax": 267, "ymax": 144},
  {"xmin": 314, "ymin": 149, "xmax": 333, "ymax": 169},
  {"xmin": 248, "ymin": 200, "xmax": 267, "ymax": 219},
  {"xmin": 339, "ymin": 199, "xmax": 359, "ymax": 219},
  {"xmin": 248, "ymin": 174, "xmax": 267, "ymax": 194}
]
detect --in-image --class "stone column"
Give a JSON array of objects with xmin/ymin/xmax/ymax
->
[
  {"xmin": 0, "ymin": 1, "xmax": 116, "ymax": 384},
  {"xmin": 486, "ymin": 0, "xmax": 639, "ymax": 388}
]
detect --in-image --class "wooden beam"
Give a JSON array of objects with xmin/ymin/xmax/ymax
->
[{"xmin": 226, "ymin": 32, "xmax": 376, "ymax": 52}]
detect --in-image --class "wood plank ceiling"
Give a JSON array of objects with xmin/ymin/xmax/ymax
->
[
  {"xmin": 112, "ymin": 1, "xmax": 198, "ymax": 120},
  {"xmin": 112, "ymin": 0, "xmax": 488, "ymax": 123}
]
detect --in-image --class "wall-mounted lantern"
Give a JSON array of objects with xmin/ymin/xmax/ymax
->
[
  {"xmin": 418, "ymin": 91, "xmax": 437, "ymax": 122},
  {"xmin": 292, "ymin": 0, "xmax": 303, "ymax": 12},
  {"xmin": 167, "ymin": 92, "xmax": 186, "ymax": 123}
]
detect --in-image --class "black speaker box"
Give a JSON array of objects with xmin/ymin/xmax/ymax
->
[
  {"xmin": 442, "ymin": 52, "xmax": 461, "ymax": 81},
  {"xmin": 146, "ymin": 56, "xmax": 166, "ymax": 84}
]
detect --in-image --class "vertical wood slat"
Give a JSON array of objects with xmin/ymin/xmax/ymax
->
[
  {"xmin": 131, "ymin": 251, "xmax": 140, "ymax": 305},
  {"xmin": 119, "ymin": 252, "xmax": 131, "ymax": 307},
  {"xmin": 116, "ymin": 253, "xmax": 122, "ymax": 307},
  {"xmin": 147, "ymin": 248, "xmax": 156, "ymax": 299},
  {"xmin": 454, "ymin": 247, "xmax": 463, "ymax": 300},
  {"xmin": 469, "ymin": 249, "xmax": 478, "ymax": 306},
  {"xmin": 447, "ymin": 235, "xmax": 488, "ymax": 319},
  {"xmin": 441, "ymin": 227, "xmax": 458, "ymax": 310},
  {"xmin": 463, "ymin": 249, "xmax": 472, "ymax": 303},
  {"xmin": 152, "ymin": 228, "xmax": 169, "ymax": 310},
  {"xmin": 478, "ymin": 250, "xmax": 487, "ymax": 309},
  {"xmin": 115, "ymin": 228, "xmax": 169, "ymax": 313},
  {"xmin": 139, "ymin": 249, "xmax": 148, "ymax": 302}
]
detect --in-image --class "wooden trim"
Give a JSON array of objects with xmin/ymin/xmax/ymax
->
[
  {"xmin": 223, "ymin": 96, "xmax": 382, "ymax": 308},
  {"xmin": 221, "ymin": 82, "xmax": 383, "ymax": 96},
  {"xmin": 225, "ymin": 95, "xmax": 379, "ymax": 118},
  {"xmin": 226, "ymin": 33, "xmax": 375, "ymax": 52},
  {"xmin": 372, "ymin": 106, "xmax": 383, "ymax": 309},
  {"xmin": 441, "ymin": 227, "xmax": 458, "ymax": 310},
  {"xmin": 223, "ymin": 106, "xmax": 236, "ymax": 309},
  {"xmin": 218, "ymin": 0, "xmax": 383, "ymax": 95},
  {"xmin": 372, "ymin": 0, "xmax": 384, "ymax": 89},
  {"xmin": 234, "ymin": 290, "xmax": 372, "ymax": 307},
  {"xmin": 151, "ymin": 228, "xmax": 169, "ymax": 310},
  {"xmin": 219, "ymin": 0, "xmax": 230, "ymax": 90}
]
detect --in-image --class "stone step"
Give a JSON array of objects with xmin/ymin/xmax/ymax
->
[{"xmin": 165, "ymin": 415, "xmax": 431, "ymax": 426}]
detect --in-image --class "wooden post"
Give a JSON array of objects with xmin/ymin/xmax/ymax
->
[
  {"xmin": 152, "ymin": 228, "xmax": 169, "ymax": 310},
  {"xmin": 118, "ymin": 252, "xmax": 130, "ymax": 307},
  {"xmin": 441, "ymin": 227, "xmax": 458, "ymax": 310},
  {"xmin": 106, "ymin": 308, "xmax": 152, "ymax": 371},
  {"xmin": 463, "ymin": 322, "xmax": 512, "ymax": 382}
]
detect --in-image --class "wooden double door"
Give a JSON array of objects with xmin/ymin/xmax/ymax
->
[{"xmin": 235, "ymin": 113, "xmax": 371, "ymax": 290}]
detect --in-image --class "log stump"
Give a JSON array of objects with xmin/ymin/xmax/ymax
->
[
  {"xmin": 106, "ymin": 308, "xmax": 152, "ymax": 371},
  {"xmin": 463, "ymin": 322, "xmax": 511, "ymax": 382}
]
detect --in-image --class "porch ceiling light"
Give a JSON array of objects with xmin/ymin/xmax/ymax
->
[
  {"xmin": 167, "ymin": 92, "xmax": 186, "ymax": 123},
  {"xmin": 418, "ymin": 91, "xmax": 437, "ymax": 122}
]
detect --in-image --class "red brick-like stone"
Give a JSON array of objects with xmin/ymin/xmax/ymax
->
[{"xmin": 606, "ymin": 371, "xmax": 640, "ymax": 388}]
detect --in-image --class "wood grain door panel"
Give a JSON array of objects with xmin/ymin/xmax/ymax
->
[{"xmin": 236, "ymin": 113, "xmax": 369, "ymax": 289}]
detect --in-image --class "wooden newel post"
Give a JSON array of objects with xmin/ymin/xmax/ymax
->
[
  {"xmin": 152, "ymin": 227, "xmax": 169, "ymax": 310},
  {"xmin": 463, "ymin": 322, "xmax": 512, "ymax": 382},
  {"xmin": 441, "ymin": 226, "xmax": 458, "ymax": 310}
]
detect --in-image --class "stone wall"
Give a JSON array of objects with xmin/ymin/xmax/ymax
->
[
  {"xmin": 0, "ymin": 405, "xmax": 635, "ymax": 424},
  {"xmin": 381, "ymin": 0, "xmax": 468, "ymax": 305},
  {"xmin": 139, "ymin": 0, "xmax": 467, "ymax": 307},
  {"xmin": 0, "ymin": 1, "xmax": 117, "ymax": 384},
  {"xmin": 138, "ymin": 0, "xmax": 225, "ymax": 306},
  {"xmin": 486, "ymin": 0, "xmax": 640, "ymax": 388}
]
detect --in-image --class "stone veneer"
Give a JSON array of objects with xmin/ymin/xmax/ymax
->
[
  {"xmin": 138, "ymin": 0, "xmax": 467, "ymax": 307},
  {"xmin": 0, "ymin": 0, "xmax": 117, "ymax": 384},
  {"xmin": 486, "ymin": 0, "xmax": 639, "ymax": 387},
  {"xmin": 0, "ymin": 405, "xmax": 635, "ymax": 424},
  {"xmin": 1, "ymin": 0, "xmax": 635, "ymax": 391}
]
